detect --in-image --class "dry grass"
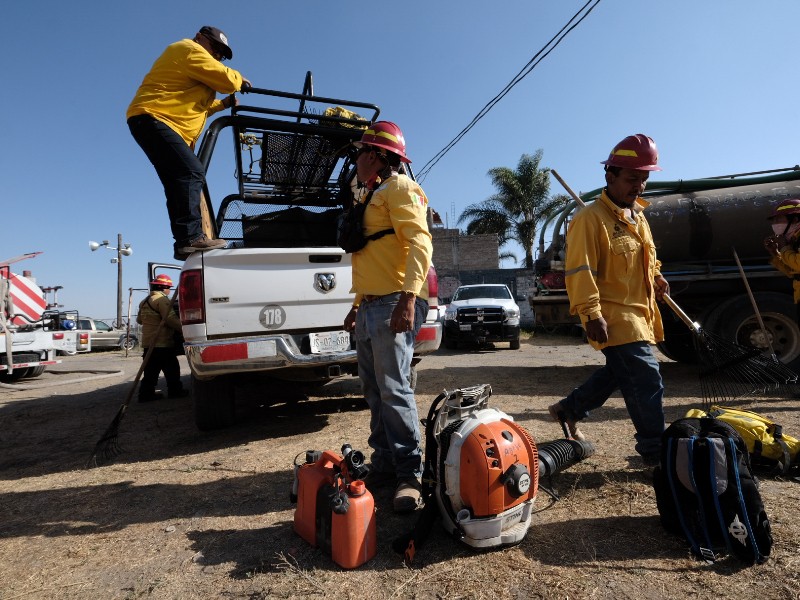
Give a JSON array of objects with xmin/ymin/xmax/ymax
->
[{"xmin": 0, "ymin": 335, "xmax": 799, "ymax": 599}]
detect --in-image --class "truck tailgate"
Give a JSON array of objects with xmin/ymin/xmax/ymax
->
[{"xmin": 195, "ymin": 248, "xmax": 354, "ymax": 337}]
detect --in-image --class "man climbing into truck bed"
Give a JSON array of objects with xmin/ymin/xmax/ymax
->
[
  {"xmin": 127, "ymin": 25, "xmax": 250, "ymax": 260},
  {"xmin": 549, "ymin": 134, "xmax": 669, "ymax": 467}
]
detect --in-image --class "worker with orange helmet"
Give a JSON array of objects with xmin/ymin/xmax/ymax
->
[
  {"xmin": 342, "ymin": 121, "xmax": 433, "ymax": 513},
  {"xmin": 548, "ymin": 134, "xmax": 669, "ymax": 467},
  {"xmin": 765, "ymin": 198, "xmax": 800, "ymax": 309},
  {"xmin": 136, "ymin": 274, "xmax": 187, "ymax": 402}
]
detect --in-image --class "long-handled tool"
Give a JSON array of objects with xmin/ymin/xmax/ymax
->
[
  {"xmin": 550, "ymin": 169, "xmax": 798, "ymax": 407},
  {"xmin": 86, "ymin": 288, "xmax": 180, "ymax": 467},
  {"xmin": 731, "ymin": 247, "xmax": 778, "ymax": 359}
]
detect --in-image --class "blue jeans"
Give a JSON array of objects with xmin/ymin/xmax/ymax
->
[
  {"xmin": 354, "ymin": 294, "xmax": 428, "ymax": 479},
  {"xmin": 559, "ymin": 341, "xmax": 665, "ymax": 457},
  {"xmin": 128, "ymin": 115, "xmax": 205, "ymax": 251}
]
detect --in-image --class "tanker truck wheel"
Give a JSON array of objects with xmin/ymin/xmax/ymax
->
[
  {"xmin": 704, "ymin": 292, "xmax": 800, "ymax": 371},
  {"xmin": 192, "ymin": 374, "xmax": 236, "ymax": 431}
]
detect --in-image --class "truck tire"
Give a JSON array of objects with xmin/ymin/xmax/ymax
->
[
  {"xmin": 120, "ymin": 335, "xmax": 138, "ymax": 351},
  {"xmin": 192, "ymin": 374, "xmax": 236, "ymax": 431},
  {"xmin": 444, "ymin": 334, "xmax": 457, "ymax": 350},
  {"xmin": 510, "ymin": 338, "xmax": 521, "ymax": 350},
  {"xmin": 703, "ymin": 292, "xmax": 800, "ymax": 371},
  {"xmin": 0, "ymin": 368, "xmax": 30, "ymax": 383},
  {"xmin": 25, "ymin": 365, "xmax": 46, "ymax": 378},
  {"xmin": 657, "ymin": 315, "xmax": 699, "ymax": 364}
]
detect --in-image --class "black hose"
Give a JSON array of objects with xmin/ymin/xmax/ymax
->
[{"xmin": 537, "ymin": 438, "xmax": 595, "ymax": 477}]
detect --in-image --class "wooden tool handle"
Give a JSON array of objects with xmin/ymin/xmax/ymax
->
[
  {"xmin": 551, "ymin": 169, "xmax": 587, "ymax": 208},
  {"xmin": 662, "ymin": 294, "xmax": 701, "ymax": 334}
]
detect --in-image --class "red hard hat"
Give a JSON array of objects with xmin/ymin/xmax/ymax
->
[
  {"xmin": 355, "ymin": 121, "xmax": 411, "ymax": 163},
  {"xmin": 150, "ymin": 274, "xmax": 173, "ymax": 287},
  {"xmin": 601, "ymin": 134, "xmax": 661, "ymax": 171},
  {"xmin": 767, "ymin": 198, "xmax": 800, "ymax": 220}
]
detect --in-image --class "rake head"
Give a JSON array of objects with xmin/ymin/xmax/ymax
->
[
  {"xmin": 695, "ymin": 328, "xmax": 798, "ymax": 408},
  {"xmin": 85, "ymin": 405, "xmax": 127, "ymax": 468}
]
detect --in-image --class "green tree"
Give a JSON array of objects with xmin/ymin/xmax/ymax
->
[{"xmin": 458, "ymin": 149, "xmax": 566, "ymax": 269}]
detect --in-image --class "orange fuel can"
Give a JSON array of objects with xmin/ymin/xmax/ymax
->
[{"xmin": 293, "ymin": 450, "xmax": 377, "ymax": 568}]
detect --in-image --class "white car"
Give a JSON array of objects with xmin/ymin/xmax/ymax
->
[{"xmin": 443, "ymin": 284, "xmax": 521, "ymax": 350}]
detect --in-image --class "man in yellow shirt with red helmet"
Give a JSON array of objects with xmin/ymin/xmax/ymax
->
[
  {"xmin": 127, "ymin": 26, "xmax": 250, "ymax": 260},
  {"xmin": 549, "ymin": 134, "xmax": 669, "ymax": 467},
  {"xmin": 343, "ymin": 121, "xmax": 433, "ymax": 513}
]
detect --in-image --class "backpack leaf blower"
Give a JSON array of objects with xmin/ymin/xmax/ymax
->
[
  {"xmin": 291, "ymin": 444, "xmax": 377, "ymax": 569},
  {"xmin": 394, "ymin": 384, "xmax": 595, "ymax": 563}
]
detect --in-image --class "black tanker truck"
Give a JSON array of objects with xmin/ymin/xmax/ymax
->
[{"xmin": 529, "ymin": 166, "xmax": 800, "ymax": 370}]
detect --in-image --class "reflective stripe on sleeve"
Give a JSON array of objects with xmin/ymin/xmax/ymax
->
[{"xmin": 565, "ymin": 265, "xmax": 597, "ymax": 277}]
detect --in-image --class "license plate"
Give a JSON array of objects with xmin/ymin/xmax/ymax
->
[
  {"xmin": 459, "ymin": 324, "xmax": 472, "ymax": 331},
  {"xmin": 309, "ymin": 330, "xmax": 351, "ymax": 354}
]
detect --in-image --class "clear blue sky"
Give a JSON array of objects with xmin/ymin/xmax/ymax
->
[{"xmin": 3, "ymin": 1, "xmax": 798, "ymax": 320}]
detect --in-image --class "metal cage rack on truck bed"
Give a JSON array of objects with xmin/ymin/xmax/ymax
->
[{"xmin": 195, "ymin": 72, "xmax": 381, "ymax": 248}]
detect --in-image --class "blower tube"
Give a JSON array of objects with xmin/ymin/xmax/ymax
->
[{"xmin": 537, "ymin": 439, "xmax": 595, "ymax": 478}]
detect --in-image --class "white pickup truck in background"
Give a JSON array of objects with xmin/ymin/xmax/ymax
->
[{"xmin": 176, "ymin": 73, "xmax": 441, "ymax": 430}]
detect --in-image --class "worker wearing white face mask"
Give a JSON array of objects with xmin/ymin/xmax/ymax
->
[{"xmin": 765, "ymin": 198, "xmax": 800, "ymax": 311}]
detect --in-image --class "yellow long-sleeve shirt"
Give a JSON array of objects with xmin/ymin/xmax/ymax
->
[
  {"xmin": 126, "ymin": 38, "xmax": 244, "ymax": 147},
  {"xmin": 137, "ymin": 291, "xmax": 182, "ymax": 348},
  {"xmin": 350, "ymin": 174, "xmax": 433, "ymax": 306},
  {"xmin": 770, "ymin": 244, "xmax": 800, "ymax": 303},
  {"xmin": 565, "ymin": 190, "xmax": 664, "ymax": 350}
]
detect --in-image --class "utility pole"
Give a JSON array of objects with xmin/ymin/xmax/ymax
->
[{"xmin": 89, "ymin": 235, "xmax": 133, "ymax": 327}]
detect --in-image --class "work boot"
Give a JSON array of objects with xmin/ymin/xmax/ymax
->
[
  {"xmin": 179, "ymin": 234, "xmax": 227, "ymax": 254},
  {"xmin": 548, "ymin": 402, "xmax": 586, "ymax": 441},
  {"xmin": 138, "ymin": 391, "xmax": 164, "ymax": 403},
  {"xmin": 393, "ymin": 477, "xmax": 423, "ymax": 513}
]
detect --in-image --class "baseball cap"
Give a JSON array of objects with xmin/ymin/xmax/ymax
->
[{"xmin": 199, "ymin": 25, "xmax": 233, "ymax": 60}]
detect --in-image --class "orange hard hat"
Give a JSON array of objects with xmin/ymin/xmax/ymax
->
[
  {"xmin": 355, "ymin": 121, "xmax": 411, "ymax": 163},
  {"xmin": 767, "ymin": 198, "xmax": 800, "ymax": 220},
  {"xmin": 601, "ymin": 134, "xmax": 661, "ymax": 171},
  {"xmin": 150, "ymin": 274, "xmax": 173, "ymax": 287}
]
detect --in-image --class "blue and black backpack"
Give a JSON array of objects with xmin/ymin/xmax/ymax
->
[{"xmin": 652, "ymin": 416, "xmax": 772, "ymax": 565}]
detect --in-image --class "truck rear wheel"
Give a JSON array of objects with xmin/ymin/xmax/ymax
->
[
  {"xmin": 704, "ymin": 292, "xmax": 800, "ymax": 371},
  {"xmin": 25, "ymin": 366, "xmax": 46, "ymax": 378},
  {"xmin": 192, "ymin": 374, "xmax": 236, "ymax": 431},
  {"xmin": 0, "ymin": 368, "xmax": 30, "ymax": 383}
]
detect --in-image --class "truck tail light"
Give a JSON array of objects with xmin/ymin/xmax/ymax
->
[
  {"xmin": 179, "ymin": 269, "xmax": 205, "ymax": 325},
  {"xmin": 426, "ymin": 265, "xmax": 439, "ymax": 310},
  {"xmin": 52, "ymin": 333, "xmax": 64, "ymax": 340}
]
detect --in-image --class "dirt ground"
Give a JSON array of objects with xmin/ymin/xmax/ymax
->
[{"xmin": 1, "ymin": 332, "xmax": 799, "ymax": 600}]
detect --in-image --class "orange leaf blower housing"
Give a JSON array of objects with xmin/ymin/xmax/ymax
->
[{"xmin": 431, "ymin": 385, "xmax": 539, "ymax": 548}]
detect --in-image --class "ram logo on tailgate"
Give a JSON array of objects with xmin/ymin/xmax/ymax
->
[{"xmin": 314, "ymin": 273, "xmax": 336, "ymax": 293}]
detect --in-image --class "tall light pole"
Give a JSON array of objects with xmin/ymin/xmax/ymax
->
[{"xmin": 89, "ymin": 234, "xmax": 133, "ymax": 327}]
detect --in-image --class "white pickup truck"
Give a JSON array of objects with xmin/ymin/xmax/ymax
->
[{"xmin": 177, "ymin": 73, "xmax": 441, "ymax": 430}]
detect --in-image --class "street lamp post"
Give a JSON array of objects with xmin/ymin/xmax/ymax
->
[{"xmin": 89, "ymin": 234, "xmax": 133, "ymax": 327}]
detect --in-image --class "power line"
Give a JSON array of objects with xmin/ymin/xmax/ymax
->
[{"xmin": 417, "ymin": 0, "xmax": 602, "ymax": 182}]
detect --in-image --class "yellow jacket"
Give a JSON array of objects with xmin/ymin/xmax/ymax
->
[
  {"xmin": 126, "ymin": 38, "xmax": 244, "ymax": 147},
  {"xmin": 565, "ymin": 190, "xmax": 664, "ymax": 350},
  {"xmin": 137, "ymin": 291, "xmax": 182, "ymax": 348},
  {"xmin": 770, "ymin": 244, "xmax": 800, "ymax": 303},
  {"xmin": 350, "ymin": 174, "xmax": 433, "ymax": 306}
]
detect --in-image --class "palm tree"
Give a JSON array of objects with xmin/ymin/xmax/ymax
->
[{"xmin": 458, "ymin": 149, "xmax": 566, "ymax": 269}]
